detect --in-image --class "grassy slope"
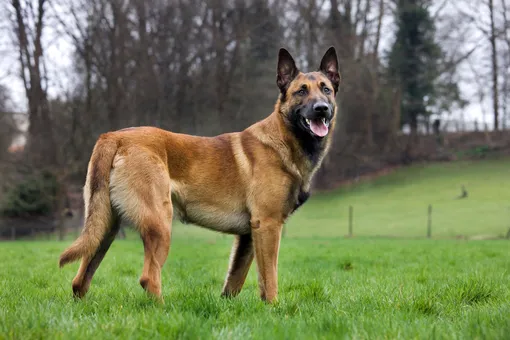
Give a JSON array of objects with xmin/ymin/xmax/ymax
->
[
  {"xmin": 289, "ymin": 158, "xmax": 510, "ymax": 238},
  {"xmin": 1, "ymin": 238, "xmax": 509, "ymax": 339}
]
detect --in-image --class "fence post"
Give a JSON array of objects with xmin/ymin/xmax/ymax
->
[
  {"xmin": 427, "ymin": 204, "xmax": 432, "ymax": 238},
  {"xmin": 507, "ymin": 207, "xmax": 510, "ymax": 239},
  {"xmin": 348, "ymin": 205, "xmax": 353, "ymax": 237}
]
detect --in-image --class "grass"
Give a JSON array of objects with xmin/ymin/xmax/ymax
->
[
  {"xmin": 1, "ymin": 236, "xmax": 509, "ymax": 339},
  {"xmin": 1, "ymin": 159, "xmax": 510, "ymax": 339}
]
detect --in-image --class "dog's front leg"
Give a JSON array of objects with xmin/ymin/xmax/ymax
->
[{"xmin": 251, "ymin": 217, "xmax": 283, "ymax": 303}]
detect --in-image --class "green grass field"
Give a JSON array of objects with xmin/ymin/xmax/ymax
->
[
  {"xmin": 1, "ymin": 237, "xmax": 509, "ymax": 339},
  {"xmin": 290, "ymin": 158, "xmax": 510, "ymax": 239},
  {"xmin": 1, "ymin": 159, "xmax": 510, "ymax": 339}
]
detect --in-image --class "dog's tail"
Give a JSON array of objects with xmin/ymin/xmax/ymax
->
[{"xmin": 59, "ymin": 136, "xmax": 118, "ymax": 268}]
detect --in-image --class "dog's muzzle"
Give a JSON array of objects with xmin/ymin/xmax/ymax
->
[{"xmin": 303, "ymin": 101, "xmax": 332, "ymax": 138}]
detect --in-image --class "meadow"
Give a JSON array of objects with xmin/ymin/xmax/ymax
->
[
  {"xmin": 291, "ymin": 158, "xmax": 510, "ymax": 239},
  {"xmin": 1, "ymin": 159, "xmax": 509, "ymax": 339}
]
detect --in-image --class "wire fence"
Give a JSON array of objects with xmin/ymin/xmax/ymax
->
[
  {"xmin": 401, "ymin": 118, "xmax": 510, "ymax": 135},
  {"xmin": 293, "ymin": 203, "xmax": 510, "ymax": 241},
  {"xmin": 2, "ymin": 202, "xmax": 510, "ymax": 241}
]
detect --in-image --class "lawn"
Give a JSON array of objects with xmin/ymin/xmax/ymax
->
[
  {"xmin": 1, "ymin": 235, "xmax": 510, "ymax": 339},
  {"xmin": 1, "ymin": 159, "xmax": 510, "ymax": 339}
]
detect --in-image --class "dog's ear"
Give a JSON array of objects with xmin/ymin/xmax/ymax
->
[
  {"xmin": 319, "ymin": 46, "xmax": 340, "ymax": 94},
  {"xmin": 277, "ymin": 48, "xmax": 299, "ymax": 94}
]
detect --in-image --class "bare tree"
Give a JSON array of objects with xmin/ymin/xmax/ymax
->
[
  {"xmin": 9, "ymin": 0, "xmax": 57, "ymax": 166},
  {"xmin": 455, "ymin": 0, "xmax": 508, "ymax": 131}
]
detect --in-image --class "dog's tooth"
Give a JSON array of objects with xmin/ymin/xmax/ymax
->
[{"xmin": 305, "ymin": 119, "xmax": 311, "ymax": 125}]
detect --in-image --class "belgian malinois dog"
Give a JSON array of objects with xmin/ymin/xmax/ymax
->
[{"xmin": 59, "ymin": 47, "xmax": 340, "ymax": 303}]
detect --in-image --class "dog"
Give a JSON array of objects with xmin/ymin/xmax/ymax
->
[{"xmin": 59, "ymin": 47, "xmax": 340, "ymax": 303}]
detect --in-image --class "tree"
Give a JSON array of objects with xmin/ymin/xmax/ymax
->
[
  {"xmin": 241, "ymin": 0, "xmax": 283, "ymax": 122},
  {"xmin": 9, "ymin": 0, "xmax": 57, "ymax": 166},
  {"xmin": 454, "ymin": 0, "xmax": 508, "ymax": 131},
  {"xmin": 0, "ymin": 85, "xmax": 18, "ymax": 160},
  {"xmin": 499, "ymin": 0, "xmax": 510, "ymax": 129},
  {"xmin": 488, "ymin": 0, "xmax": 500, "ymax": 130},
  {"xmin": 388, "ymin": 0, "xmax": 442, "ymax": 134}
]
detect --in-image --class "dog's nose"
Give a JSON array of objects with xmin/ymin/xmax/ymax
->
[{"xmin": 313, "ymin": 102, "xmax": 329, "ymax": 113}]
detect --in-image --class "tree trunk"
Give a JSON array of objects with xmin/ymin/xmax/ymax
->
[
  {"xmin": 410, "ymin": 113, "xmax": 418, "ymax": 136},
  {"xmin": 373, "ymin": 0, "xmax": 384, "ymax": 63},
  {"xmin": 489, "ymin": 0, "xmax": 499, "ymax": 130},
  {"xmin": 500, "ymin": 0, "xmax": 510, "ymax": 129}
]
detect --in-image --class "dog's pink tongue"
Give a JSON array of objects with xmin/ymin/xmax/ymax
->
[{"xmin": 310, "ymin": 119, "xmax": 329, "ymax": 137}]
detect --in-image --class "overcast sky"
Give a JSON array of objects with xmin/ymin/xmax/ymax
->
[{"xmin": 0, "ymin": 0, "xmax": 501, "ymax": 133}]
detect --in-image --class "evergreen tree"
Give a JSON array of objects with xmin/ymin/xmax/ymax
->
[
  {"xmin": 242, "ymin": 1, "xmax": 283, "ymax": 118},
  {"xmin": 388, "ymin": 0, "xmax": 441, "ymax": 133}
]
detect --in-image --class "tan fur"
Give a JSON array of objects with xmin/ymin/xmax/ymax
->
[{"xmin": 59, "ymin": 48, "xmax": 340, "ymax": 303}]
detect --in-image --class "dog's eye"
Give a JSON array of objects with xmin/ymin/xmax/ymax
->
[
  {"xmin": 297, "ymin": 89, "xmax": 307, "ymax": 96},
  {"xmin": 323, "ymin": 87, "xmax": 331, "ymax": 95}
]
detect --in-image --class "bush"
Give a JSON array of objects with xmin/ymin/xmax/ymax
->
[{"xmin": 1, "ymin": 170, "xmax": 58, "ymax": 218}]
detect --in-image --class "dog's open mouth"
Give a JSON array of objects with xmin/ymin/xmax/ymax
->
[{"xmin": 304, "ymin": 117, "xmax": 330, "ymax": 137}]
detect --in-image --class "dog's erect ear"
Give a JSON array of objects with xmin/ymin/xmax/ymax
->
[
  {"xmin": 319, "ymin": 46, "xmax": 340, "ymax": 94},
  {"xmin": 277, "ymin": 48, "xmax": 299, "ymax": 94}
]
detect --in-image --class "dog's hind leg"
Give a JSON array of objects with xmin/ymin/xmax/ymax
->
[
  {"xmin": 109, "ymin": 149, "xmax": 173, "ymax": 300},
  {"xmin": 134, "ymin": 181, "xmax": 172, "ymax": 300},
  {"xmin": 221, "ymin": 234, "xmax": 254, "ymax": 297},
  {"xmin": 139, "ymin": 217, "xmax": 171, "ymax": 299}
]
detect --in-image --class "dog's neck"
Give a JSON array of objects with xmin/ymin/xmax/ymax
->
[{"xmin": 249, "ymin": 110, "xmax": 330, "ymax": 190}]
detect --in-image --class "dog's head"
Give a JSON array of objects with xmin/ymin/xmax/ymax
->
[{"xmin": 276, "ymin": 47, "xmax": 340, "ymax": 141}]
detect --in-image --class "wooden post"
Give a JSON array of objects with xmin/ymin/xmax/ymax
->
[
  {"xmin": 348, "ymin": 205, "xmax": 353, "ymax": 237},
  {"xmin": 507, "ymin": 207, "xmax": 510, "ymax": 239},
  {"xmin": 427, "ymin": 204, "xmax": 432, "ymax": 238}
]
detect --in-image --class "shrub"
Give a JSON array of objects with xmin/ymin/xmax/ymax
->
[{"xmin": 1, "ymin": 170, "xmax": 58, "ymax": 218}]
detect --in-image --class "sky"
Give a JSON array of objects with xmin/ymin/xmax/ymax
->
[{"xmin": 0, "ymin": 0, "xmax": 500, "ymax": 142}]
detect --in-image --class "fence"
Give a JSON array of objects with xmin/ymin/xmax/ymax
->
[
  {"xmin": 2, "ymin": 203, "xmax": 509, "ymax": 241},
  {"xmin": 314, "ymin": 203, "xmax": 510, "ymax": 240},
  {"xmin": 402, "ymin": 117, "xmax": 510, "ymax": 135}
]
